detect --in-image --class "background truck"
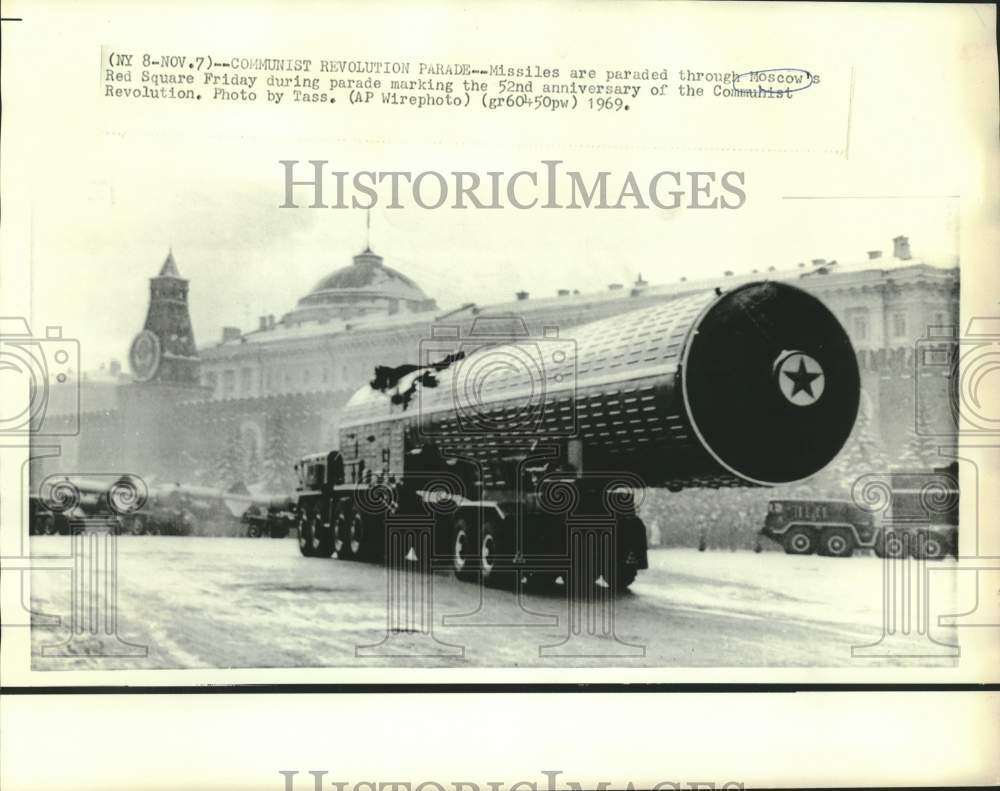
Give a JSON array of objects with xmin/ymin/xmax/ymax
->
[
  {"xmin": 760, "ymin": 463, "xmax": 959, "ymax": 559},
  {"xmin": 242, "ymin": 494, "xmax": 296, "ymax": 538},
  {"xmin": 760, "ymin": 498, "xmax": 877, "ymax": 557}
]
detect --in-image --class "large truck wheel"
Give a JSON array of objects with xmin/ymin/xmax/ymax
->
[
  {"xmin": 332, "ymin": 499, "xmax": 353, "ymax": 559},
  {"xmin": 451, "ymin": 516, "xmax": 477, "ymax": 581},
  {"xmin": 311, "ymin": 510, "xmax": 335, "ymax": 558},
  {"xmin": 347, "ymin": 509, "xmax": 369, "ymax": 560},
  {"xmin": 607, "ymin": 566, "xmax": 638, "ymax": 592},
  {"xmin": 912, "ymin": 531, "xmax": 948, "ymax": 561},
  {"xmin": 297, "ymin": 511, "xmax": 315, "ymax": 557},
  {"xmin": 879, "ymin": 530, "xmax": 909, "ymax": 559},
  {"xmin": 600, "ymin": 517, "xmax": 645, "ymax": 591},
  {"xmin": 819, "ymin": 528, "xmax": 854, "ymax": 558},
  {"xmin": 479, "ymin": 518, "xmax": 513, "ymax": 589},
  {"xmin": 594, "ymin": 547, "xmax": 639, "ymax": 593},
  {"xmin": 782, "ymin": 527, "xmax": 816, "ymax": 555}
]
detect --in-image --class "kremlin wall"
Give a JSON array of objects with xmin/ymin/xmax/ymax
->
[{"xmin": 36, "ymin": 235, "xmax": 959, "ymax": 504}]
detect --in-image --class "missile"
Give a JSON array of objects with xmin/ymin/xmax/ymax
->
[{"xmin": 341, "ymin": 281, "xmax": 860, "ymax": 490}]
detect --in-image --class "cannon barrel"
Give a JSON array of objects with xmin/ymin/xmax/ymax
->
[{"xmin": 341, "ymin": 281, "xmax": 860, "ymax": 489}]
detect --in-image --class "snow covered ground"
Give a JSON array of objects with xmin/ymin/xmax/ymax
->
[
  {"xmin": 639, "ymin": 548, "xmax": 957, "ymax": 634},
  {"xmin": 26, "ymin": 537, "xmax": 960, "ymax": 670}
]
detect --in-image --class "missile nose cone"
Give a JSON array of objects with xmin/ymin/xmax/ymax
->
[{"xmin": 682, "ymin": 281, "xmax": 860, "ymax": 486}]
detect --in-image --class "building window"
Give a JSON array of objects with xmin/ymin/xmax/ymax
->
[
  {"xmin": 205, "ymin": 372, "xmax": 218, "ymax": 393},
  {"xmin": 222, "ymin": 369, "xmax": 236, "ymax": 396},
  {"xmin": 848, "ymin": 310, "xmax": 869, "ymax": 342},
  {"xmin": 304, "ymin": 369, "xmax": 311, "ymax": 386},
  {"xmin": 891, "ymin": 312, "xmax": 907, "ymax": 339},
  {"xmin": 241, "ymin": 367, "xmax": 252, "ymax": 394}
]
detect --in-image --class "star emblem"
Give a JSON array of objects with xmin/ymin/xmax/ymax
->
[
  {"xmin": 775, "ymin": 352, "xmax": 825, "ymax": 406},
  {"xmin": 785, "ymin": 357, "xmax": 821, "ymax": 397}
]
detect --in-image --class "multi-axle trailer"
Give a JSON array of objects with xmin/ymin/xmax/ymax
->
[{"xmin": 293, "ymin": 281, "xmax": 860, "ymax": 589}]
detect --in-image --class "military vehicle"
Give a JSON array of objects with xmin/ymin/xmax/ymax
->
[
  {"xmin": 242, "ymin": 495, "xmax": 296, "ymax": 538},
  {"xmin": 28, "ymin": 493, "xmax": 72, "ymax": 535},
  {"xmin": 761, "ymin": 464, "xmax": 959, "ymax": 560},
  {"xmin": 760, "ymin": 498, "xmax": 877, "ymax": 556},
  {"xmin": 876, "ymin": 465, "xmax": 959, "ymax": 560},
  {"xmin": 29, "ymin": 474, "xmax": 144, "ymax": 534},
  {"xmin": 121, "ymin": 482, "xmax": 251, "ymax": 536},
  {"xmin": 292, "ymin": 281, "xmax": 860, "ymax": 589}
]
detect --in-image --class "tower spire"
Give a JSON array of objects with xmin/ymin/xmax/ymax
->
[
  {"xmin": 159, "ymin": 248, "xmax": 181, "ymax": 278},
  {"xmin": 365, "ymin": 208, "xmax": 371, "ymax": 252},
  {"xmin": 130, "ymin": 249, "xmax": 198, "ymax": 385}
]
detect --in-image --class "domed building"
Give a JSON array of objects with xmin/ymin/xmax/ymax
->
[
  {"xmin": 35, "ymin": 235, "xmax": 959, "ymax": 491},
  {"xmin": 196, "ymin": 245, "xmax": 445, "ymax": 406},
  {"xmin": 282, "ymin": 248, "xmax": 437, "ymax": 325}
]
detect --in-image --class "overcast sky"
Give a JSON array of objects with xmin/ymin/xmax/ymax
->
[
  {"xmin": 25, "ymin": 155, "xmax": 960, "ymax": 372},
  {"xmin": 6, "ymin": 2, "xmax": 976, "ymax": 373}
]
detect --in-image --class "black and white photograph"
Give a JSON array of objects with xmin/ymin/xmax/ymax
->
[
  {"xmin": 21, "ymin": 204, "xmax": 966, "ymax": 670},
  {"xmin": 1, "ymin": 1, "xmax": 997, "ymax": 789}
]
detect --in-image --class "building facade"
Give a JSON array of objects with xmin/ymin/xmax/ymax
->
[{"xmin": 38, "ymin": 235, "xmax": 959, "ymax": 493}]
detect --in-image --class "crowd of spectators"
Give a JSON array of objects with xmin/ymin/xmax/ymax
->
[{"xmin": 638, "ymin": 482, "xmax": 832, "ymax": 552}]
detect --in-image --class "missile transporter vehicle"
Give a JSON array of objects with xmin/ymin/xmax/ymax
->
[
  {"xmin": 28, "ymin": 493, "xmax": 73, "ymax": 535},
  {"xmin": 120, "ymin": 482, "xmax": 252, "ymax": 536},
  {"xmin": 29, "ymin": 474, "xmax": 145, "ymax": 534},
  {"xmin": 294, "ymin": 281, "xmax": 860, "ymax": 589}
]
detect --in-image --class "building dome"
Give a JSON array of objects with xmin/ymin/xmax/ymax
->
[{"xmin": 283, "ymin": 248, "xmax": 437, "ymax": 325}]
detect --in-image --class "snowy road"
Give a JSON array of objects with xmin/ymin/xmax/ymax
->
[{"xmin": 27, "ymin": 537, "xmax": 960, "ymax": 670}]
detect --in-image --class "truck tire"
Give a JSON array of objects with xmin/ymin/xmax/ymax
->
[
  {"xmin": 819, "ymin": 528, "xmax": 854, "ymax": 558},
  {"xmin": 347, "ymin": 509, "xmax": 368, "ymax": 560},
  {"xmin": 912, "ymin": 531, "xmax": 948, "ymax": 561},
  {"xmin": 270, "ymin": 523, "xmax": 290, "ymax": 539},
  {"xmin": 600, "ymin": 541, "xmax": 640, "ymax": 592},
  {"xmin": 782, "ymin": 526, "xmax": 816, "ymax": 555},
  {"xmin": 311, "ymin": 510, "xmax": 335, "ymax": 558},
  {"xmin": 451, "ymin": 516, "xmax": 477, "ymax": 581},
  {"xmin": 332, "ymin": 499, "xmax": 353, "ymax": 559},
  {"xmin": 878, "ymin": 530, "xmax": 909, "ymax": 559},
  {"xmin": 247, "ymin": 522, "xmax": 261, "ymax": 538},
  {"xmin": 297, "ymin": 511, "xmax": 315, "ymax": 557},
  {"xmin": 608, "ymin": 566, "xmax": 638, "ymax": 592},
  {"xmin": 480, "ymin": 518, "xmax": 513, "ymax": 589}
]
